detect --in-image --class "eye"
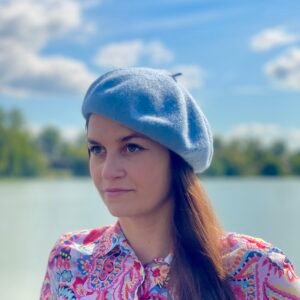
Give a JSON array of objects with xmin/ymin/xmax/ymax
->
[
  {"xmin": 88, "ymin": 145, "xmax": 104, "ymax": 156},
  {"xmin": 124, "ymin": 143, "xmax": 144, "ymax": 153},
  {"xmin": 88, "ymin": 143, "xmax": 143, "ymax": 156}
]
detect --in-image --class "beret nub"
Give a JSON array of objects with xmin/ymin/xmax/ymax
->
[{"xmin": 81, "ymin": 67, "xmax": 213, "ymax": 174}]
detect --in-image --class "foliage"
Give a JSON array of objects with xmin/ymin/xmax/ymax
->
[
  {"xmin": 203, "ymin": 135, "xmax": 297, "ymax": 177},
  {"xmin": 0, "ymin": 107, "xmax": 47, "ymax": 177}
]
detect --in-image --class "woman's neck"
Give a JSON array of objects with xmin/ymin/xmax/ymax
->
[{"xmin": 118, "ymin": 200, "xmax": 174, "ymax": 265}]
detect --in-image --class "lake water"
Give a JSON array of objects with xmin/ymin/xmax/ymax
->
[{"xmin": 0, "ymin": 177, "xmax": 299, "ymax": 299}]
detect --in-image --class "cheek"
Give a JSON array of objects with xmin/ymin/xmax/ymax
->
[
  {"xmin": 89, "ymin": 158, "xmax": 101, "ymax": 182},
  {"xmin": 89, "ymin": 160, "xmax": 106, "ymax": 199},
  {"xmin": 138, "ymin": 157, "xmax": 171, "ymax": 197}
]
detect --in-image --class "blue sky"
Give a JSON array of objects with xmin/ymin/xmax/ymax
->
[{"xmin": 1, "ymin": 0, "xmax": 300, "ymax": 151}]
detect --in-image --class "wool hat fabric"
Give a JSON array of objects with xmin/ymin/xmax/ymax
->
[{"xmin": 81, "ymin": 67, "xmax": 214, "ymax": 174}]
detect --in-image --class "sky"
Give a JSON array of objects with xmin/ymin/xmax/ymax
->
[{"xmin": 1, "ymin": 0, "xmax": 300, "ymax": 151}]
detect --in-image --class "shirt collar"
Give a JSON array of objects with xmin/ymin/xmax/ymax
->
[
  {"xmin": 94, "ymin": 220, "xmax": 131, "ymax": 257},
  {"xmin": 94, "ymin": 220, "xmax": 173, "ymax": 266}
]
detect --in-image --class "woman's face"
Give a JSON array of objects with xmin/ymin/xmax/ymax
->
[{"xmin": 87, "ymin": 113, "xmax": 173, "ymax": 219}]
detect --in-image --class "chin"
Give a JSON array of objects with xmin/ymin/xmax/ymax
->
[
  {"xmin": 107, "ymin": 207, "xmax": 141, "ymax": 218},
  {"xmin": 108, "ymin": 210, "xmax": 133, "ymax": 218}
]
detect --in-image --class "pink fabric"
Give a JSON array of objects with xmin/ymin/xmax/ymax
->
[{"xmin": 40, "ymin": 221, "xmax": 300, "ymax": 299}]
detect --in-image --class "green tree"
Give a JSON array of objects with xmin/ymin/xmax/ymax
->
[
  {"xmin": 60, "ymin": 141, "xmax": 89, "ymax": 176},
  {"xmin": 0, "ymin": 107, "xmax": 5, "ymax": 128},
  {"xmin": 7, "ymin": 108, "xmax": 25, "ymax": 131},
  {"xmin": 0, "ymin": 107, "xmax": 47, "ymax": 177},
  {"xmin": 35, "ymin": 127, "xmax": 64, "ymax": 167},
  {"xmin": 270, "ymin": 140, "xmax": 287, "ymax": 156},
  {"xmin": 257, "ymin": 154, "xmax": 285, "ymax": 176},
  {"xmin": 289, "ymin": 151, "xmax": 300, "ymax": 175},
  {"xmin": 5, "ymin": 129, "xmax": 47, "ymax": 176}
]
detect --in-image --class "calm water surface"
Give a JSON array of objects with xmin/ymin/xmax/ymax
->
[{"xmin": 0, "ymin": 177, "xmax": 299, "ymax": 299}]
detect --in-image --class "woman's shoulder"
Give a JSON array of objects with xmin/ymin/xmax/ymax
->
[
  {"xmin": 220, "ymin": 232, "xmax": 300, "ymax": 298},
  {"xmin": 55, "ymin": 224, "xmax": 111, "ymax": 246},
  {"xmin": 220, "ymin": 231, "xmax": 293, "ymax": 273},
  {"xmin": 220, "ymin": 231, "xmax": 275, "ymax": 257},
  {"xmin": 47, "ymin": 224, "xmax": 113, "ymax": 261},
  {"xmin": 40, "ymin": 223, "xmax": 123, "ymax": 298}
]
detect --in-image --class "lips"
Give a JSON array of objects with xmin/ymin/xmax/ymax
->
[
  {"xmin": 103, "ymin": 188, "xmax": 132, "ymax": 197},
  {"xmin": 104, "ymin": 188, "xmax": 132, "ymax": 192},
  {"xmin": 104, "ymin": 188, "xmax": 132, "ymax": 197}
]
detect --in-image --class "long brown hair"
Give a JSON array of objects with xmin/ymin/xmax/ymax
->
[{"xmin": 168, "ymin": 150, "xmax": 235, "ymax": 299}]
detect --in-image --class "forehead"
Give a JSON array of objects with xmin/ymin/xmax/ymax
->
[{"xmin": 87, "ymin": 113, "xmax": 149, "ymax": 141}]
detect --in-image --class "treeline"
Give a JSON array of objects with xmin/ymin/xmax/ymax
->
[
  {"xmin": 0, "ymin": 107, "xmax": 88, "ymax": 177},
  {"xmin": 206, "ymin": 136, "xmax": 300, "ymax": 176},
  {"xmin": 0, "ymin": 107, "xmax": 300, "ymax": 178}
]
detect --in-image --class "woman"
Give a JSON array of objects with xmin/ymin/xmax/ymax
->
[{"xmin": 40, "ymin": 67, "xmax": 300, "ymax": 299}]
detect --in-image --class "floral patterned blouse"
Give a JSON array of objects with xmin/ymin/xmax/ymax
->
[{"xmin": 40, "ymin": 221, "xmax": 300, "ymax": 299}]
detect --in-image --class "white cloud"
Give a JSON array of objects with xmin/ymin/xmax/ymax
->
[
  {"xmin": 264, "ymin": 47, "xmax": 300, "ymax": 91},
  {"xmin": 168, "ymin": 64, "xmax": 205, "ymax": 90},
  {"xmin": 144, "ymin": 41, "xmax": 174, "ymax": 64},
  {"xmin": 94, "ymin": 40, "xmax": 144, "ymax": 68},
  {"xmin": 0, "ymin": 0, "xmax": 83, "ymax": 50},
  {"xmin": 222, "ymin": 122, "xmax": 300, "ymax": 153},
  {"xmin": 94, "ymin": 40, "xmax": 174, "ymax": 68},
  {"xmin": 250, "ymin": 27, "xmax": 298, "ymax": 52},
  {"xmin": 0, "ymin": 0, "xmax": 96, "ymax": 97},
  {"xmin": 224, "ymin": 123, "xmax": 280, "ymax": 144},
  {"xmin": 0, "ymin": 39, "xmax": 95, "ymax": 97}
]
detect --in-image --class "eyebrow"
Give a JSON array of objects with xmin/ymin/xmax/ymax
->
[{"xmin": 87, "ymin": 133, "xmax": 149, "ymax": 145}]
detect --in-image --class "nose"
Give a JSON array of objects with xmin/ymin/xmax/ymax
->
[{"xmin": 100, "ymin": 153, "xmax": 126, "ymax": 180}]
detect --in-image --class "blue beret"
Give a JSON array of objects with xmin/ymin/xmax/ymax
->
[{"xmin": 81, "ymin": 67, "xmax": 213, "ymax": 174}]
